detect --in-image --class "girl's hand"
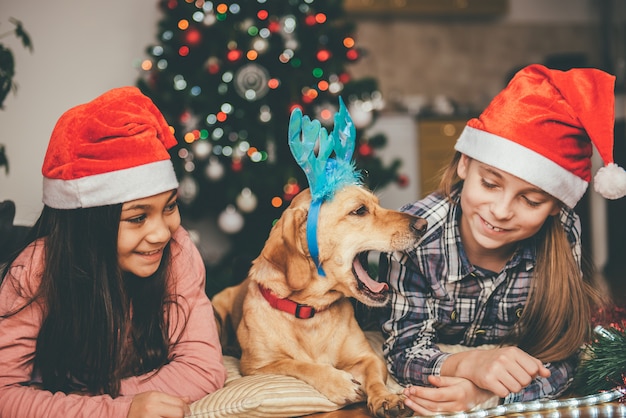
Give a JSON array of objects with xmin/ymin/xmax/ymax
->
[
  {"xmin": 127, "ymin": 391, "xmax": 191, "ymax": 418},
  {"xmin": 444, "ymin": 346, "xmax": 551, "ymax": 398},
  {"xmin": 403, "ymin": 376, "xmax": 496, "ymax": 415}
]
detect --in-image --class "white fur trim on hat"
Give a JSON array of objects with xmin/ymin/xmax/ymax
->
[
  {"xmin": 455, "ymin": 126, "xmax": 587, "ymax": 208},
  {"xmin": 43, "ymin": 160, "xmax": 179, "ymax": 209}
]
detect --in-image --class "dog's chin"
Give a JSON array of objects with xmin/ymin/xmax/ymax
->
[{"xmin": 351, "ymin": 252, "xmax": 390, "ymax": 307}]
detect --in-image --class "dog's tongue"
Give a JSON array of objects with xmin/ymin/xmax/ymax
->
[{"xmin": 353, "ymin": 258, "xmax": 388, "ymax": 293}]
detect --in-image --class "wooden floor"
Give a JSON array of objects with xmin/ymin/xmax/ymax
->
[{"xmin": 305, "ymin": 403, "xmax": 373, "ymax": 417}]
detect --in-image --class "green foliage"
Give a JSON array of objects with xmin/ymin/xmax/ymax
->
[
  {"xmin": 572, "ymin": 324, "xmax": 626, "ymax": 395},
  {"xmin": 0, "ymin": 18, "xmax": 33, "ymax": 174},
  {"xmin": 0, "ymin": 18, "xmax": 33, "ymax": 110}
]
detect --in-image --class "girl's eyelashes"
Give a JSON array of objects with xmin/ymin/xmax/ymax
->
[
  {"xmin": 481, "ymin": 177, "xmax": 545, "ymax": 207},
  {"xmin": 522, "ymin": 196, "xmax": 543, "ymax": 208},
  {"xmin": 480, "ymin": 178, "xmax": 498, "ymax": 189},
  {"xmin": 122, "ymin": 200, "xmax": 178, "ymax": 224},
  {"xmin": 165, "ymin": 200, "xmax": 179, "ymax": 212},
  {"xmin": 125, "ymin": 214, "xmax": 147, "ymax": 224}
]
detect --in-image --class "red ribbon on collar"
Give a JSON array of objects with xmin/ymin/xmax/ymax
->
[{"xmin": 259, "ymin": 285, "xmax": 317, "ymax": 319}]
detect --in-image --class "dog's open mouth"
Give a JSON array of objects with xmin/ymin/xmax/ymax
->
[{"xmin": 353, "ymin": 252, "xmax": 389, "ymax": 302}]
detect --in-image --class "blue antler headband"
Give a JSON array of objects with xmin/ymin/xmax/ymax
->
[{"xmin": 288, "ymin": 97, "xmax": 362, "ymax": 276}]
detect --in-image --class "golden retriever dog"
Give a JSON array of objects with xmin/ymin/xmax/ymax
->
[{"xmin": 211, "ymin": 185, "xmax": 427, "ymax": 417}]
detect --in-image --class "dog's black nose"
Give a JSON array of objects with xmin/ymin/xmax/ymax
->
[{"xmin": 411, "ymin": 217, "xmax": 428, "ymax": 236}]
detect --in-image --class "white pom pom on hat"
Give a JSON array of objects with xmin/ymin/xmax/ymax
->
[
  {"xmin": 594, "ymin": 163, "xmax": 626, "ymax": 199},
  {"xmin": 455, "ymin": 64, "xmax": 625, "ymax": 208}
]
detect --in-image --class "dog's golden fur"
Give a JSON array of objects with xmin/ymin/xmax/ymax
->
[{"xmin": 211, "ymin": 185, "xmax": 427, "ymax": 417}]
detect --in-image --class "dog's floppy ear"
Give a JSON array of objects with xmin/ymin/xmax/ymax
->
[{"xmin": 261, "ymin": 203, "xmax": 313, "ymax": 291}]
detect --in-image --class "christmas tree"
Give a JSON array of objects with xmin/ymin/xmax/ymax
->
[{"xmin": 136, "ymin": 0, "xmax": 403, "ymax": 294}]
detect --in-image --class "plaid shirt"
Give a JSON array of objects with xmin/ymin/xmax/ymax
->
[{"xmin": 380, "ymin": 190, "xmax": 581, "ymax": 403}]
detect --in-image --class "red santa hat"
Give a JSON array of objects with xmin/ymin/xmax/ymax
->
[
  {"xmin": 42, "ymin": 86, "xmax": 179, "ymax": 209},
  {"xmin": 455, "ymin": 64, "xmax": 626, "ymax": 208}
]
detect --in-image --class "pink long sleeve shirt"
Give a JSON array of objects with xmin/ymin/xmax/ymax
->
[{"xmin": 0, "ymin": 226, "xmax": 227, "ymax": 418}]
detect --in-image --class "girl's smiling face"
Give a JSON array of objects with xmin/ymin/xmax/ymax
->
[
  {"xmin": 456, "ymin": 154, "xmax": 561, "ymax": 265},
  {"xmin": 117, "ymin": 190, "xmax": 180, "ymax": 277}
]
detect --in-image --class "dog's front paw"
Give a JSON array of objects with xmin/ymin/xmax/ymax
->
[
  {"xmin": 369, "ymin": 393, "xmax": 412, "ymax": 418},
  {"xmin": 314, "ymin": 368, "xmax": 365, "ymax": 405}
]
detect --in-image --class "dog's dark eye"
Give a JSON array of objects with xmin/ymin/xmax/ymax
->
[{"xmin": 351, "ymin": 205, "xmax": 368, "ymax": 216}]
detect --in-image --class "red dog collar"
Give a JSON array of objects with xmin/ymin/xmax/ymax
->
[{"xmin": 259, "ymin": 285, "xmax": 317, "ymax": 319}]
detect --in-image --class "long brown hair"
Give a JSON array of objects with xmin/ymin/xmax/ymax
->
[
  {"xmin": 438, "ymin": 152, "xmax": 603, "ymax": 362},
  {"xmin": 1, "ymin": 205, "xmax": 178, "ymax": 396}
]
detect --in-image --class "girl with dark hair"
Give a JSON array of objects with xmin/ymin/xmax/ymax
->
[
  {"xmin": 0, "ymin": 87, "xmax": 227, "ymax": 417},
  {"xmin": 380, "ymin": 64, "xmax": 623, "ymax": 414}
]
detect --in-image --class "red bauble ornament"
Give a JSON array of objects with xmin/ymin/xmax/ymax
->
[
  {"xmin": 339, "ymin": 72, "xmax": 351, "ymax": 83},
  {"xmin": 396, "ymin": 174, "xmax": 410, "ymax": 188},
  {"xmin": 231, "ymin": 160, "xmax": 243, "ymax": 172},
  {"xmin": 207, "ymin": 63, "xmax": 220, "ymax": 74},
  {"xmin": 185, "ymin": 28, "xmax": 202, "ymax": 46},
  {"xmin": 316, "ymin": 49, "xmax": 331, "ymax": 62},
  {"xmin": 206, "ymin": 56, "xmax": 220, "ymax": 74},
  {"xmin": 268, "ymin": 21, "xmax": 280, "ymax": 32},
  {"xmin": 227, "ymin": 49, "xmax": 243, "ymax": 62},
  {"xmin": 179, "ymin": 110, "xmax": 191, "ymax": 124},
  {"xmin": 358, "ymin": 143, "xmax": 373, "ymax": 157}
]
